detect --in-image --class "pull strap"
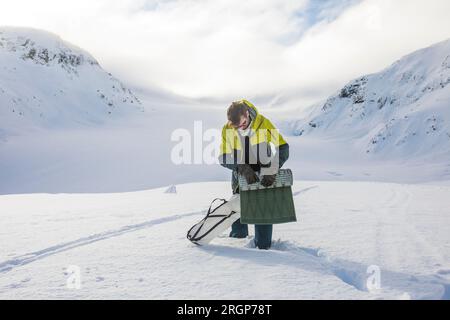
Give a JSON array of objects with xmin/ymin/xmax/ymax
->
[
  {"xmin": 206, "ymin": 198, "xmax": 227, "ymax": 217},
  {"xmin": 187, "ymin": 198, "xmax": 229, "ymax": 242}
]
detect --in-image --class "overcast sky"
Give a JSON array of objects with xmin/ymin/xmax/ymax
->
[{"xmin": 1, "ymin": 0, "xmax": 450, "ymax": 108}]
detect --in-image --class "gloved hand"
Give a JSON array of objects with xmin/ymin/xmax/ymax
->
[
  {"xmin": 261, "ymin": 174, "xmax": 276, "ymax": 187},
  {"xmin": 237, "ymin": 164, "xmax": 259, "ymax": 184}
]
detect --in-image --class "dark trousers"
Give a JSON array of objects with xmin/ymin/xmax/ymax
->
[{"xmin": 230, "ymin": 219, "xmax": 273, "ymax": 250}]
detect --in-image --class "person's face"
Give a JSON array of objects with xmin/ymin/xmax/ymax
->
[{"xmin": 234, "ymin": 111, "xmax": 250, "ymax": 130}]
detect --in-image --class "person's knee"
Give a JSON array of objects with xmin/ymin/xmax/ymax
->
[
  {"xmin": 230, "ymin": 219, "xmax": 248, "ymax": 238},
  {"xmin": 254, "ymin": 224, "xmax": 273, "ymax": 249},
  {"xmin": 255, "ymin": 241, "xmax": 271, "ymax": 250}
]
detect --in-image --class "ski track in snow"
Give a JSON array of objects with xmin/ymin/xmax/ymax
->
[
  {"xmin": 271, "ymin": 241, "xmax": 369, "ymax": 292},
  {"xmin": 195, "ymin": 184, "xmax": 443, "ymax": 299},
  {"xmin": 0, "ymin": 182, "xmax": 449, "ymax": 299},
  {"xmin": 0, "ymin": 210, "xmax": 204, "ymax": 274},
  {"xmin": 0, "ymin": 186, "xmax": 317, "ymax": 276},
  {"xmin": 293, "ymin": 186, "xmax": 319, "ymax": 197},
  {"xmin": 202, "ymin": 240, "xmax": 375, "ymax": 294},
  {"xmin": 204, "ymin": 183, "xmax": 450, "ymax": 299},
  {"xmin": 205, "ymin": 237, "xmax": 449, "ymax": 299},
  {"xmin": 366, "ymin": 185, "xmax": 449, "ymax": 299}
]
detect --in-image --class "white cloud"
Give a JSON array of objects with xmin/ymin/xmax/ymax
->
[
  {"xmin": 0, "ymin": 0, "xmax": 449, "ymax": 107},
  {"xmin": 283, "ymin": 0, "xmax": 450, "ymax": 102}
]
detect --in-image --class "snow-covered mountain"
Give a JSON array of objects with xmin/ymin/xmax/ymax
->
[
  {"xmin": 0, "ymin": 27, "xmax": 143, "ymax": 136},
  {"xmin": 290, "ymin": 39, "xmax": 450, "ymax": 160}
]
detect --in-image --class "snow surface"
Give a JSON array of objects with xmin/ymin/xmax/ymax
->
[
  {"xmin": 0, "ymin": 28, "xmax": 449, "ymax": 300},
  {"xmin": 0, "ymin": 181, "xmax": 449, "ymax": 299}
]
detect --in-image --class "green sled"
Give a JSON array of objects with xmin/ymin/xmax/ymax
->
[{"xmin": 238, "ymin": 169, "xmax": 297, "ymax": 225}]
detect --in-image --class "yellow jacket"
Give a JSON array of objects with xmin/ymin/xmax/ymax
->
[{"xmin": 219, "ymin": 99, "xmax": 288, "ymax": 159}]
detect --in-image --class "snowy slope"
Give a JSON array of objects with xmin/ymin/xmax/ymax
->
[
  {"xmin": 0, "ymin": 27, "xmax": 144, "ymax": 137},
  {"xmin": 290, "ymin": 39, "xmax": 450, "ymax": 160},
  {"xmin": 0, "ymin": 181, "xmax": 449, "ymax": 299},
  {"xmin": 2, "ymin": 28, "xmax": 449, "ymax": 194}
]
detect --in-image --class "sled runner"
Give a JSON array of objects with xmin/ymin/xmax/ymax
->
[
  {"xmin": 187, "ymin": 194, "xmax": 241, "ymax": 245},
  {"xmin": 238, "ymin": 169, "xmax": 296, "ymax": 224}
]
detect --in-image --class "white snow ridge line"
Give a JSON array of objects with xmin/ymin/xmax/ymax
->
[{"xmin": 0, "ymin": 210, "xmax": 204, "ymax": 274}]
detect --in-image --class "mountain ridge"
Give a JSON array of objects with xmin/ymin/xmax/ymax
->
[
  {"xmin": 0, "ymin": 27, "xmax": 144, "ymax": 136},
  {"xmin": 290, "ymin": 38, "xmax": 450, "ymax": 159}
]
